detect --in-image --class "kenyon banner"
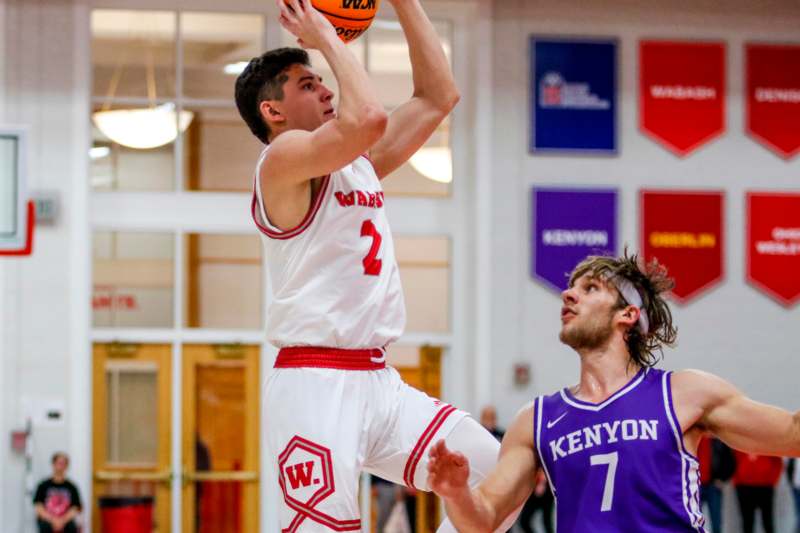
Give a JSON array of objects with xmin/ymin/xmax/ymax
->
[
  {"xmin": 640, "ymin": 40, "xmax": 725, "ymax": 156},
  {"xmin": 746, "ymin": 44, "xmax": 800, "ymax": 159},
  {"xmin": 747, "ymin": 192, "xmax": 800, "ymax": 306},
  {"xmin": 532, "ymin": 188, "xmax": 617, "ymax": 293},
  {"xmin": 640, "ymin": 190, "xmax": 724, "ymax": 303},
  {"xmin": 531, "ymin": 38, "xmax": 617, "ymax": 153}
]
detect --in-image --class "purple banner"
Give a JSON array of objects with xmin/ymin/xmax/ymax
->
[{"xmin": 532, "ymin": 188, "xmax": 618, "ymax": 293}]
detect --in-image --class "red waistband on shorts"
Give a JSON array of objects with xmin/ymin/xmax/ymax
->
[{"xmin": 275, "ymin": 346, "xmax": 387, "ymax": 370}]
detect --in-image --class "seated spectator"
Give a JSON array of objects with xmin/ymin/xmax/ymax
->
[
  {"xmin": 33, "ymin": 452, "xmax": 82, "ymax": 533},
  {"xmin": 479, "ymin": 405, "xmax": 504, "ymax": 441}
]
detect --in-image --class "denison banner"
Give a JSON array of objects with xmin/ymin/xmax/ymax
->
[
  {"xmin": 639, "ymin": 40, "xmax": 725, "ymax": 156},
  {"xmin": 532, "ymin": 187, "xmax": 618, "ymax": 293},
  {"xmin": 640, "ymin": 190, "xmax": 724, "ymax": 304},
  {"xmin": 746, "ymin": 43, "xmax": 800, "ymax": 159},
  {"xmin": 530, "ymin": 37, "xmax": 617, "ymax": 153},
  {"xmin": 747, "ymin": 192, "xmax": 800, "ymax": 306}
]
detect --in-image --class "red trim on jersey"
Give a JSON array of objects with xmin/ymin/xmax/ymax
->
[
  {"xmin": 403, "ymin": 404, "xmax": 457, "ymax": 489},
  {"xmin": 251, "ymin": 174, "xmax": 331, "ymax": 240},
  {"xmin": 275, "ymin": 346, "xmax": 386, "ymax": 370}
]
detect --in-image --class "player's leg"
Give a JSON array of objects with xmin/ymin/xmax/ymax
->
[
  {"xmin": 363, "ymin": 368, "xmax": 519, "ymax": 532},
  {"xmin": 434, "ymin": 416, "xmax": 521, "ymax": 532},
  {"xmin": 265, "ymin": 368, "xmax": 366, "ymax": 532}
]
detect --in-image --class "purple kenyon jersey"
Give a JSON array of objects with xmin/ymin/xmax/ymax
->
[{"xmin": 534, "ymin": 368, "xmax": 705, "ymax": 532}]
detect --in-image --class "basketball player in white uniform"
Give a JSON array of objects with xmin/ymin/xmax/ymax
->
[{"xmin": 234, "ymin": 0, "xmax": 515, "ymax": 531}]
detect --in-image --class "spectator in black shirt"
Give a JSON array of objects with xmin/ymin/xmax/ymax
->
[{"xmin": 33, "ymin": 452, "xmax": 82, "ymax": 533}]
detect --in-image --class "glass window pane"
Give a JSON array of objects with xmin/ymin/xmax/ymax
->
[
  {"xmin": 185, "ymin": 234, "xmax": 262, "ymax": 329},
  {"xmin": 194, "ymin": 362, "xmax": 246, "ymax": 531},
  {"xmin": 368, "ymin": 19, "xmax": 452, "ymax": 196},
  {"xmin": 183, "ymin": 106, "xmax": 264, "ymax": 191},
  {"xmin": 182, "ymin": 12, "xmax": 264, "ymax": 100},
  {"xmin": 395, "ymin": 236, "xmax": 449, "ymax": 333},
  {"xmin": 106, "ymin": 361, "xmax": 158, "ymax": 465},
  {"xmin": 91, "ymin": 103, "xmax": 177, "ymax": 191},
  {"xmin": 92, "ymin": 10, "xmax": 176, "ymax": 100},
  {"xmin": 93, "ymin": 232, "xmax": 174, "ymax": 328}
]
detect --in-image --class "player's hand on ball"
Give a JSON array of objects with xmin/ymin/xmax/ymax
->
[
  {"xmin": 427, "ymin": 439, "xmax": 470, "ymax": 498},
  {"xmin": 277, "ymin": 0, "xmax": 337, "ymax": 50}
]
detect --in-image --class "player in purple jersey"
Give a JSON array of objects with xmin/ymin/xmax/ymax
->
[{"xmin": 426, "ymin": 251, "xmax": 800, "ymax": 532}]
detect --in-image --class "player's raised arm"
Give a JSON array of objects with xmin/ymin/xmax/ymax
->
[
  {"xmin": 674, "ymin": 369, "xmax": 800, "ymax": 457},
  {"xmin": 367, "ymin": 0, "xmax": 460, "ymax": 179},
  {"xmin": 428, "ymin": 404, "xmax": 538, "ymax": 532},
  {"xmin": 265, "ymin": 0, "xmax": 388, "ymax": 184}
]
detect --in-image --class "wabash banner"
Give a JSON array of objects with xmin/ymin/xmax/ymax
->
[
  {"xmin": 746, "ymin": 44, "xmax": 800, "ymax": 159},
  {"xmin": 639, "ymin": 40, "xmax": 725, "ymax": 156},
  {"xmin": 532, "ymin": 188, "xmax": 617, "ymax": 293},
  {"xmin": 530, "ymin": 38, "xmax": 617, "ymax": 153},
  {"xmin": 640, "ymin": 191, "xmax": 724, "ymax": 303},
  {"xmin": 747, "ymin": 192, "xmax": 800, "ymax": 306}
]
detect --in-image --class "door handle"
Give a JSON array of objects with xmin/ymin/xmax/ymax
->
[
  {"xmin": 182, "ymin": 470, "xmax": 259, "ymax": 483},
  {"xmin": 95, "ymin": 469, "xmax": 172, "ymax": 482}
]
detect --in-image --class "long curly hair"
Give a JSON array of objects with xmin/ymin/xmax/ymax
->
[{"xmin": 568, "ymin": 249, "xmax": 678, "ymax": 367}]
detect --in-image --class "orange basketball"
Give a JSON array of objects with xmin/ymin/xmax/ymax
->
[{"xmin": 311, "ymin": 0, "xmax": 379, "ymax": 43}]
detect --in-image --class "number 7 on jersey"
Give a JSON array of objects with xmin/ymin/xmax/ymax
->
[{"xmin": 590, "ymin": 452, "xmax": 619, "ymax": 512}]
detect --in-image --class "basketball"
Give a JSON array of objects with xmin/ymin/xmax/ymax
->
[{"xmin": 311, "ymin": 0, "xmax": 379, "ymax": 43}]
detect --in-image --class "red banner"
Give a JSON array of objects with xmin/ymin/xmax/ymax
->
[
  {"xmin": 747, "ymin": 192, "xmax": 800, "ymax": 306},
  {"xmin": 746, "ymin": 44, "xmax": 800, "ymax": 159},
  {"xmin": 640, "ymin": 41, "xmax": 725, "ymax": 156},
  {"xmin": 640, "ymin": 191, "xmax": 724, "ymax": 304}
]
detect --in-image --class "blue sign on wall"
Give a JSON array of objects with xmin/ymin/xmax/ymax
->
[
  {"xmin": 532, "ymin": 187, "xmax": 618, "ymax": 293},
  {"xmin": 530, "ymin": 37, "xmax": 617, "ymax": 153}
]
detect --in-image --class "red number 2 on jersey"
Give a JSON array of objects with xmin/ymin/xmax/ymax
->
[{"xmin": 360, "ymin": 220, "xmax": 383, "ymax": 276}]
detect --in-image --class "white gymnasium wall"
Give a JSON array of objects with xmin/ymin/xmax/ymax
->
[
  {"xmin": 489, "ymin": 0, "xmax": 800, "ymax": 531},
  {"xmin": 1, "ymin": 0, "xmax": 90, "ymax": 531}
]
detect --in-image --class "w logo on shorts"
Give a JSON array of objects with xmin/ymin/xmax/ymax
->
[
  {"xmin": 277, "ymin": 436, "xmax": 360, "ymax": 532},
  {"xmin": 285, "ymin": 461, "xmax": 317, "ymax": 490}
]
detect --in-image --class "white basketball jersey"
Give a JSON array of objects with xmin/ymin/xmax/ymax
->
[{"xmin": 252, "ymin": 148, "xmax": 406, "ymax": 349}]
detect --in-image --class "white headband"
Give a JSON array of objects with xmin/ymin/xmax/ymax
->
[{"xmin": 610, "ymin": 276, "xmax": 650, "ymax": 334}]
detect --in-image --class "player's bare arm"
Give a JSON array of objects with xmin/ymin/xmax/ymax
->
[
  {"xmin": 672, "ymin": 369, "xmax": 800, "ymax": 457},
  {"xmin": 263, "ymin": 0, "xmax": 388, "ymax": 190},
  {"xmin": 428, "ymin": 404, "xmax": 538, "ymax": 532},
  {"xmin": 367, "ymin": 0, "xmax": 460, "ymax": 179}
]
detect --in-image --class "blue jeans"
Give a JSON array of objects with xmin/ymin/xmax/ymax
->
[
  {"xmin": 793, "ymin": 487, "xmax": 800, "ymax": 533},
  {"xmin": 700, "ymin": 484, "xmax": 723, "ymax": 533}
]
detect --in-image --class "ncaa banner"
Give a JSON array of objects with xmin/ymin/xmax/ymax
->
[
  {"xmin": 640, "ymin": 190, "xmax": 724, "ymax": 304},
  {"xmin": 746, "ymin": 44, "xmax": 800, "ymax": 159},
  {"xmin": 640, "ymin": 40, "xmax": 725, "ymax": 156},
  {"xmin": 747, "ymin": 192, "xmax": 800, "ymax": 306},
  {"xmin": 532, "ymin": 187, "xmax": 618, "ymax": 293},
  {"xmin": 531, "ymin": 37, "xmax": 617, "ymax": 153}
]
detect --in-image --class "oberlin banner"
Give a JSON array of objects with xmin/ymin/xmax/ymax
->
[
  {"xmin": 530, "ymin": 37, "xmax": 617, "ymax": 153},
  {"xmin": 640, "ymin": 40, "xmax": 725, "ymax": 156},
  {"xmin": 747, "ymin": 192, "xmax": 800, "ymax": 306},
  {"xmin": 640, "ymin": 190, "xmax": 724, "ymax": 303},
  {"xmin": 746, "ymin": 44, "xmax": 800, "ymax": 159},
  {"xmin": 532, "ymin": 187, "xmax": 617, "ymax": 293}
]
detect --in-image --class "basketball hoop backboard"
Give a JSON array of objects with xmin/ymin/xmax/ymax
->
[{"xmin": 0, "ymin": 127, "xmax": 34, "ymax": 256}]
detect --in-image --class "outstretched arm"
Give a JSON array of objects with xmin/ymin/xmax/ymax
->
[
  {"xmin": 673, "ymin": 369, "xmax": 800, "ymax": 457},
  {"xmin": 428, "ymin": 404, "xmax": 538, "ymax": 532},
  {"xmin": 367, "ymin": 0, "xmax": 460, "ymax": 179},
  {"xmin": 266, "ymin": 0, "xmax": 388, "ymax": 185}
]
